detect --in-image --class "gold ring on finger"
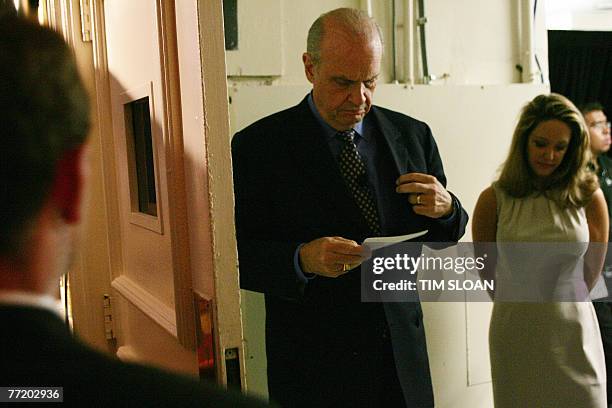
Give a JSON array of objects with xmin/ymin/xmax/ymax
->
[
  {"xmin": 342, "ymin": 263, "xmax": 350, "ymax": 272},
  {"xmin": 416, "ymin": 194, "xmax": 422, "ymax": 205}
]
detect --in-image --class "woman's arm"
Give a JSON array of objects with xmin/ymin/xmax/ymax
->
[
  {"xmin": 585, "ymin": 188, "xmax": 609, "ymax": 291},
  {"xmin": 472, "ymin": 187, "xmax": 498, "ymax": 298},
  {"xmin": 473, "ymin": 187, "xmax": 497, "ymax": 242}
]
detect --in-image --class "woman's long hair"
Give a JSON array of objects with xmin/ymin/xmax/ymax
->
[{"xmin": 497, "ymin": 93, "xmax": 597, "ymax": 208}]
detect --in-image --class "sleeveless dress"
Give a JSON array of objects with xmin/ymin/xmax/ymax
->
[{"xmin": 489, "ymin": 183, "xmax": 606, "ymax": 407}]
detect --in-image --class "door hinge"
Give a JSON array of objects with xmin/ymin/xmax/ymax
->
[
  {"xmin": 79, "ymin": 0, "xmax": 92, "ymax": 42},
  {"xmin": 103, "ymin": 294, "xmax": 115, "ymax": 340}
]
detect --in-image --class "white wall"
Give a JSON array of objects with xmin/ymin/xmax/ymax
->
[
  {"xmin": 546, "ymin": 0, "xmax": 612, "ymax": 31},
  {"xmin": 409, "ymin": 0, "xmax": 521, "ymax": 85},
  {"xmin": 227, "ymin": 0, "xmax": 549, "ymax": 87}
]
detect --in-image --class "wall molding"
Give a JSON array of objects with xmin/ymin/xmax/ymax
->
[
  {"xmin": 112, "ymin": 275, "xmax": 177, "ymax": 338},
  {"xmin": 90, "ymin": 0, "xmax": 125, "ymax": 285},
  {"xmin": 156, "ymin": 0, "xmax": 196, "ymax": 350}
]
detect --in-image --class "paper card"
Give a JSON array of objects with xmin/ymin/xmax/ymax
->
[{"xmin": 362, "ymin": 230, "xmax": 428, "ymax": 250}]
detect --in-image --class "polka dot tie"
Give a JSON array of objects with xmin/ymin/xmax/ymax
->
[{"xmin": 336, "ymin": 130, "xmax": 381, "ymax": 236}]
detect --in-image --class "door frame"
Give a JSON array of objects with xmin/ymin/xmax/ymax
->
[{"xmin": 51, "ymin": 0, "xmax": 247, "ymax": 387}]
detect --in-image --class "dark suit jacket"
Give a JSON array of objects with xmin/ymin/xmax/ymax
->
[
  {"xmin": 232, "ymin": 96, "xmax": 468, "ymax": 407},
  {"xmin": 0, "ymin": 305, "xmax": 269, "ymax": 407}
]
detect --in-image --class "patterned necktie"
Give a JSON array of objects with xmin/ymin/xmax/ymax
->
[{"xmin": 336, "ymin": 130, "xmax": 382, "ymax": 236}]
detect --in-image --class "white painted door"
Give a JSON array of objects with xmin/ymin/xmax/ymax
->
[{"xmin": 71, "ymin": 0, "xmax": 248, "ymax": 387}]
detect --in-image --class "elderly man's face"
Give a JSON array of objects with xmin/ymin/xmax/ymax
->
[{"xmin": 303, "ymin": 26, "xmax": 382, "ymax": 131}]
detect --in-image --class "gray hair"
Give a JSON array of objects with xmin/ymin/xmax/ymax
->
[{"xmin": 306, "ymin": 8, "xmax": 383, "ymax": 65}]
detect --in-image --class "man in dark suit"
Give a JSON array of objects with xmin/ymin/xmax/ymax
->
[
  {"xmin": 232, "ymin": 7, "xmax": 468, "ymax": 408},
  {"xmin": 0, "ymin": 7, "xmax": 268, "ymax": 407},
  {"xmin": 582, "ymin": 102, "xmax": 612, "ymax": 407}
]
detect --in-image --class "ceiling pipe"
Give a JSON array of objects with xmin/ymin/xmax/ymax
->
[
  {"xmin": 361, "ymin": 0, "xmax": 372, "ymax": 17},
  {"xmin": 416, "ymin": 0, "xmax": 430, "ymax": 83},
  {"xmin": 391, "ymin": 0, "xmax": 398, "ymax": 82},
  {"xmin": 520, "ymin": 0, "xmax": 538, "ymax": 83},
  {"xmin": 404, "ymin": 0, "xmax": 415, "ymax": 85}
]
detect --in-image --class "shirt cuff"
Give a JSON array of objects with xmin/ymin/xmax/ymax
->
[{"xmin": 294, "ymin": 243, "xmax": 316, "ymax": 283}]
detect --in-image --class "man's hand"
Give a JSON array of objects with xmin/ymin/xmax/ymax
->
[
  {"xmin": 396, "ymin": 172, "xmax": 453, "ymax": 218},
  {"xmin": 299, "ymin": 237, "xmax": 369, "ymax": 277}
]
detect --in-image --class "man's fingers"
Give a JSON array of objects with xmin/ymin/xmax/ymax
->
[
  {"xmin": 408, "ymin": 193, "xmax": 427, "ymax": 205},
  {"xmin": 395, "ymin": 172, "xmax": 452, "ymax": 218},
  {"xmin": 327, "ymin": 238, "xmax": 366, "ymax": 256},
  {"xmin": 396, "ymin": 182, "xmax": 431, "ymax": 194},
  {"xmin": 396, "ymin": 172, "xmax": 437, "ymax": 185},
  {"xmin": 331, "ymin": 236, "xmax": 357, "ymax": 243},
  {"xmin": 336, "ymin": 262, "xmax": 362, "ymax": 273},
  {"xmin": 300, "ymin": 236, "xmax": 369, "ymax": 277},
  {"xmin": 333, "ymin": 260, "xmax": 365, "ymax": 273},
  {"xmin": 412, "ymin": 205, "xmax": 430, "ymax": 217},
  {"xmin": 324, "ymin": 249, "xmax": 366, "ymax": 269},
  {"xmin": 329, "ymin": 252, "xmax": 366, "ymax": 265}
]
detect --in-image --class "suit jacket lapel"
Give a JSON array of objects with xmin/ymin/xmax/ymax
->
[
  {"xmin": 371, "ymin": 107, "xmax": 419, "ymax": 176},
  {"xmin": 287, "ymin": 98, "xmax": 370, "ymax": 235}
]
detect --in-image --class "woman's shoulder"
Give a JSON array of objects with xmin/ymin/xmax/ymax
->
[
  {"xmin": 473, "ymin": 186, "xmax": 499, "ymax": 241},
  {"xmin": 476, "ymin": 185, "xmax": 499, "ymax": 215},
  {"xmin": 480, "ymin": 185, "xmax": 497, "ymax": 202},
  {"xmin": 488, "ymin": 181, "xmax": 536, "ymax": 215},
  {"xmin": 488, "ymin": 181, "xmax": 507, "ymax": 205}
]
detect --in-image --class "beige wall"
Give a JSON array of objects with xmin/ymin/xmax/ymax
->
[
  {"xmin": 546, "ymin": 0, "xmax": 612, "ymax": 31},
  {"xmin": 227, "ymin": 0, "xmax": 549, "ymax": 87}
]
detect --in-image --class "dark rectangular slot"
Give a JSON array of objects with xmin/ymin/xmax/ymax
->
[
  {"xmin": 224, "ymin": 348, "xmax": 242, "ymax": 389},
  {"xmin": 127, "ymin": 97, "xmax": 157, "ymax": 216},
  {"xmin": 223, "ymin": 0, "xmax": 238, "ymax": 50}
]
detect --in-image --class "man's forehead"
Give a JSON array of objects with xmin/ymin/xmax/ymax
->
[
  {"xmin": 321, "ymin": 37, "xmax": 382, "ymax": 56},
  {"xmin": 318, "ymin": 36, "xmax": 383, "ymax": 65},
  {"xmin": 320, "ymin": 19, "xmax": 382, "ymax": 50},
  {"xmin": 331, "ymin": 73, "xmax": 379, "ymax": 82},
  {"xmin": 587, "ymin": 110, "xmax": 607, "ymax": 121}
]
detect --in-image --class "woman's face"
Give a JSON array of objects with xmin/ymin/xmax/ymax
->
[{"xmin": 527, "ymin": 119, "xmax": 572, "ymax": 179}]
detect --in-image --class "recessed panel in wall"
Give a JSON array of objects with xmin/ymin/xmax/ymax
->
[{"xmin": 120, "ymin": 83, "xmax": 163, "ymax": 235}]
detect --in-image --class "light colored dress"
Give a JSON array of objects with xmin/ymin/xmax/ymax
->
[{"xmin": 490, "ymin": 183, "xmax": 606, "ymax": 408}]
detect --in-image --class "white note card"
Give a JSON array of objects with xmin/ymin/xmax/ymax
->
[{"xmin": 362, "ymin": 230, "xmax": 428, "ymax": 250}]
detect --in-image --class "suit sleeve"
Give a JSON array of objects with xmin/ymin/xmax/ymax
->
[
  {"xmin": 422, "ymin": 124, "xmax": 469, "ymax": 243},
  {"xmin": 232, "ymin": 130, "xmax": 306, "ymax": 301}
]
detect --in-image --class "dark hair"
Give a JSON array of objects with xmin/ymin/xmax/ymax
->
[
  {"xmin": 0, "ymin": 12, "xmax": 90, "ymax": 253},
  {"xmin": 497, "ymin": 93, "xmax": 597, "ymax": 208},
  {"xmin": 580, "ymin": 102, "xmax": 605, "ymax": 116},
  {"xmin": 0, "ymin": 1, "xmax": 16, "ymax": 18}
]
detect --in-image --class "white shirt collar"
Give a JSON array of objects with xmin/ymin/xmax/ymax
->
[{"xmin": 0, "ymin": 291, "xmax": 64, "ymax": 317}]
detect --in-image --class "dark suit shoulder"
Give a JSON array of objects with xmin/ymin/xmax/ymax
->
[
  {"xmin": 90, "ymin": 354, "xmax": 269, "ymax": 407},
  {"xmin": 0, "ymin": 307, "xmax": 269, "ymax": 407},
  {"xmin": 371, "ymin": 105, "xmax": 432, "ymax": 135},
  {"xmin": 372, "ymin": 105, "xmax": 425, "ymax": 125},
  {"xmin": 233, "ymin": 99, "xmax": 307, "ymax": 146},
  {"xmin": 370, "ymin": 105, "xmax": 438, "ymax": 156},
  {"xmin": 62, "ymin": 339, "xmax": 270, "ymax": 407}
]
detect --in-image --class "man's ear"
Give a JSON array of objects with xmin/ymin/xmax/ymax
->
[
  {"xmin": 50, "ymin": 144, "xmax": 88, "ymax": 224},
  {"xmin": 302, "ymin": 52, "xmax": 315, "ymax": 84}
]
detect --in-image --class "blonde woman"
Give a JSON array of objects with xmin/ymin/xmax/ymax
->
[{"xmin": 473, "ymin": 94, "xmax": 608, "ymax": 407}]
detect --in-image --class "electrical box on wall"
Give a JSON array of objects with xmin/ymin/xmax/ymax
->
[{"xmin": 224, "ymin": 0, "xmax": 283, "ymax": 77}]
